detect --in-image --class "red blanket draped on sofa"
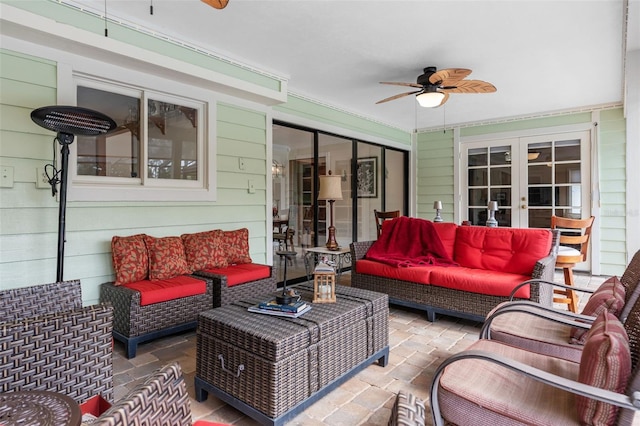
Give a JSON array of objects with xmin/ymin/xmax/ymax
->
[{"xmin": 365, "ymin": 216, "xmax": 456, "ymax": 268}]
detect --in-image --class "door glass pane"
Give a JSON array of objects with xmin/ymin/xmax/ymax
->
[
  {"xmin": 555, "ymin": 163, "xmax": 581, "ymax": 183},
  {"xmin": 529, "ymin": 209, "xmax": 552, "ymax": 228},
  {"xmin": 528, "ymin": 187, "xmax": 552, "ymax": 206},
  {"xmin": 319, "ymin": 133, "xmax": 352, "ymax": 250},
  {"xmin": 468, "ymin": 148, "xmax": 487, "ymax": 166},
  {"xmin": 528, "ymin": 164, "xmax": 552, "ymax": 184},
  {"xmin": 468, "ymin": 169, "xmax": 487, "ymax": 186},
  {"xmin": 490, "ymin": 167, "xmax": 511, "ymax": 185},
  {"xmin": 469, "ymin": 188, "xmax": 487, "ymax": 205},
  {"xmin": 467, "ymin": 145, "xmax": 512, "ymax": 226},
  {"xmin": 555, "ymin": 139, "xmax": 580, "ymax": 161},
  {"xmin": 147, "ymin": 99, "xmax": 198, "ymax": 180}
]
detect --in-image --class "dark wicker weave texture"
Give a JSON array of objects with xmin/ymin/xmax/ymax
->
[
  {"xmin": 621, "ymin": 250, "xmax": 640, "ymax": 305},
  {"xmin": 0, "ymin": 280, "xmax": 113, "ymax": 403},
  {"xmin": 100, "ymin": 275, "xmax": 213, "ymax": 358},
  {"xmin": 93, "ymin": 362, "xmax": 191, "ymax": 426},
  {"xmin": 193, "ymin": 265, "xmax": 277, "ymax": 307},
  {"xmin": 388, "ymin": 390, "xmax": 426, "ymax": 426},
  {"xmin": 350, "ymin": 230, "xmax": 559, "ymax": 322},
  {"xmin": 196, "ymin": 284, "xmax": 388, "ymax": 418}
]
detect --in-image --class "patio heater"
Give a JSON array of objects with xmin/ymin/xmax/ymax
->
[{"xmin": 31, "ymin": 106, "xmax": 117, "ymax": 282}]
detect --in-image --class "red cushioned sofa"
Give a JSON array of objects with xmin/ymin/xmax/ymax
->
[
  {"xmin": 350, "ymin": 219, "xmax": 559, "ymax": 322},
  {"xmin": 100, "ymin": 229, "xmax": 275, "ymax": 358}
]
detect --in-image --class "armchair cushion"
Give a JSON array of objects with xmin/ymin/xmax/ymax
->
[
  {"xmin": 123, "ymin": 276, "xmax": 207, "ymax": 306},
  {"xmin": 200, "ymin": 263, "xmax": 271, "ymax": 287},
  {"xmin": 181, "ymin": 230, "xmax": 228, "ymax": 271},
  {"xmin": 112, "ymin": 234, "xmax": 149, "ymax": 285},
  {"xmin": 570, "ymin": 276, "xmax": 626, "ymax": 344},
  {"xmin": 577, "ymin": 311, "xmax": 631, "ymax": 425},
  {"xmin": 222, "ymin": 228, "xmax": 252, "ymax": 264},
  {"xmin": 145, "ymin": 235, "xmax": 191, "ymax": 280}
]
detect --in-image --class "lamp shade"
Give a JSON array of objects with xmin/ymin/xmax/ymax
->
[
  {"xmin": 433, "ymin": 201, "xmax": 443, "ymax": 210},
  {"xmin": 488, "ymin": 201, "xmax": 498, "ymax": 211},
  {"xmin": 318, "ymin": 174, "xmax": 343, "ymax": 201},
  {"xmin": 416, "ymin": 92, "xmax": 445, "ymax": 108}
]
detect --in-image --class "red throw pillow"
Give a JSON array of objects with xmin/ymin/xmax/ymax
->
[
  {"xmin": 570, "ymin": 276, "xmax": 626, "ymax": 344},
  {"xmin": 576, "ymin": 311, "xmax": 631, "ymax": 425},
  {"xmin": 222, "ymin": 228, "xmax": 252, "ymax": 265},
  {"xmin": 145, "ymin": 235, "xmax": 191, "ymax": 280},
  {"xmin": 111, "ymin": 234, "xmax": 149, "ymax": 286},
  {"xmin": 181, "ymin": 230, "xmax": 228, "ymax": 271}
]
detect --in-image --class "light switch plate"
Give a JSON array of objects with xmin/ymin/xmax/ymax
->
[{"xmin": 0, "ymin": 166, "xmax": 14, "ymax": 188}]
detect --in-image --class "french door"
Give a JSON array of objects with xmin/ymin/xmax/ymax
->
[{"xmin": 462, "ymin": 130, "xmax": 591, "ymax": 229}]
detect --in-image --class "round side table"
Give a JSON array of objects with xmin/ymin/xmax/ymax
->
[{"xmin": 0, "ymin": 391, "xmax": 82, "ymax": 426}]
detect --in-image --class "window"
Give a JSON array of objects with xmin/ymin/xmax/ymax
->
[{"xmin": 68, "ymin": 74, "xmax": 215, "ymax": 201}]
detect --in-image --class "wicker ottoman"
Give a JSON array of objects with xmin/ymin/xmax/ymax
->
[{"xmin": 195, "ymin": 283, "xmax": 389, "ymax": 426}]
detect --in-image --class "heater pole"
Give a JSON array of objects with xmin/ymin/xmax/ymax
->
[{"xmin": 56, "ymin": 135, "xmax": 73, "ymax": 282}]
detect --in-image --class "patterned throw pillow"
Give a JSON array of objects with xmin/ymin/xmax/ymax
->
[
  {"xmin": 577, "ymin": 311, "xmax": 631, "ymax": 425},
  {"xmin": 222, "ymin": 228, "xmax": 252, "ymax": 265},
  {"xmin": 181, "ymin": 230, "xmax": 228, "ymax": 271},
  {"xmin": 112, "ymin": 234, "xmax": 149, "ymax": 286},
  {"xmin": 570, "ymin": 276, "xmax": 626, "ymax": 344},
  {"xmin": 145, "ymin": 235, "xmax": 192, "ymax": 280}
]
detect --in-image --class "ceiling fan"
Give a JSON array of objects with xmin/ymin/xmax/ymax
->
[
  {"xmin": 201, "ymin": 0, "xmax": 229, "ymax": 9},
  {"xmin": 376, "ymin": 67, "xmax": 496, "ymax": 108}
]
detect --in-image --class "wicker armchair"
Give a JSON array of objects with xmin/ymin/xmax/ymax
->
[
  {"xmin": 388, "ymin": 390, "xmax": 426, "ymax": 426},
  {"xmin": 100, "ymin": 276, "xmax": 214, "ymax": 359},
  {"xmin": 0, "ymin": 280, "xmax": 113, "ymax": 403},
  {"xmin": 194, "ymin": 266, "xmax": 276, "ymax": 307},
  {"xmin": 92, "ymin": 362, "xmax": 225, "ymax": 426}
]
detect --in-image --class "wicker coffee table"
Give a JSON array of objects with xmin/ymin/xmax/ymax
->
[{"xmin": 195, "ymin": 283, "xmax": 389, "ymax": 426}]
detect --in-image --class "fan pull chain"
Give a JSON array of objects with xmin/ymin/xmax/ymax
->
[
  {"xmin": 443, "ymin": 105, "xmax": 446, "ymax": 134},
  {"xmin": 104, "ymin": 0, "xmax": 108, "ymax": 37},
  {"xmin": 150, "ymin": 0, "xmax": 154, "ymax": 15}
]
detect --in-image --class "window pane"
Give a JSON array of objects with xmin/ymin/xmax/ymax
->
[
  {"xmin": 468, "ymin": 148, "xmax": 487, "ymax": 166},
  {"xmin": 529, "ymin": 209, "xmax": 552, "ymax": 228},
  {"xmin": 528, "ymin": 187, "xmax": 552, "ymax": 206},
  {"xmin": 469, "ymin": 188, "xmax": 487, "ymax": 206},
  {"xmin": 147, "ymin": 100, "xmax": 198, "ymax": 180},
  {"xmin": 555, "ymin": 185, "xmax": 582, "ymax": 208},
  {"xmin": 490, "ymin": 167, "xmax": 511, "ymax": 185},
  {"xmin": 555, "ymin": 139, "xmax": 580, "ymax": 161},
  {"xmin": 490, "ymin": 146, "xmax": 510, "ymax": 166},
  {"xmin": 76, "ymin": 86, "xmax": 140, "ymax": 178},
  {"xmin": 555, "ymin": 163, "xmax": 581, "ymax": 184},
  {"xmin": 468, "ymin": 169, "xmax": 487, "ymax": 186},
  {"xmin": 528, "ymin": 164, "xmax": 552, "ymax": 184}
]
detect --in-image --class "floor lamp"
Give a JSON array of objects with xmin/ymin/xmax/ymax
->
[
  {"xmin": 317, "ymin": 171, "xmax": 343, "ymax": 251},
  {"xmin": 31, "ymin": 106, "xmax": 117, "ymax": 281}
]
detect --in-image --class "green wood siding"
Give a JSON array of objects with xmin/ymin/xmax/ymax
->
[
  {"xmin": 598, "ymin": 108, "xmax": 627, "ymax": 274},
  {"xmin": 0, "ymin": 50, "xmax": 269, "ymax": 304},
  {"xmin": 416, "ymin": 130, "xmax": 455, "ymax": 222}
]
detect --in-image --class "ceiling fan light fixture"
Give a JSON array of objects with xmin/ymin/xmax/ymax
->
[{"xmin": 416, "ymin": 91, "xmax": 445, "ymax": 108}]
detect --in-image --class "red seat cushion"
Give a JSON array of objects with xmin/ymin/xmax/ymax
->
[
  {"xmin": 201, "ymin": 263, "xmax": 271, "ymax": 287},
  {"xmin": 356, "ymin": 259, "xmax": 433, "ymax": 284},
  {"xmin": 123, "ymin": 275, "xmax": 206, "ymax": 306},
  {"xmin": 428, "ymin": 266, "xmax": 531, "ymax": 298},
  {"xmin": 454, "ymin": 226, "xmax": 552, "ymax": 275}
]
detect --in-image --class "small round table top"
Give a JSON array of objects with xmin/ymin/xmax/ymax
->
[
  {"xmin": 0, "ymin": 391, "xmax": 81, "ymax": 426},
  {"xmin": 275, "ymin": 250, "xmax": 297, "ymax": 257}
]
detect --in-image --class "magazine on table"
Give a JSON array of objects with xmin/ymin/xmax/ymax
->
[
  {"xmin": 248, "ymin": 304, "xmax": 312, "ymax": 318},
  {"xmin": 258, "ymin": 298, "xmax": 308, "ymax": 313}
]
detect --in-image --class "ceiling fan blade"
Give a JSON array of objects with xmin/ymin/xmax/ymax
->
[
  {"xmin": 440, "ymin": 80, "xmax": 497, "ymax": 94},
  {"xmin": 201, "ymin": 0, "xmax": 229, "ymax": 9},
  {"xmin": 429, "ymin": 68, "xmax": 472, "ymax": 85},
  {"xmin": 376, "ymin": 90, "xmax": 423, "ymax": 104},
  {"xmin": 380, "ymin": 81, "xmax": 423, "ymax": 89},
  {"xmin": 436, "ymin": 92, "xmax": 450, "ymax": 107}
]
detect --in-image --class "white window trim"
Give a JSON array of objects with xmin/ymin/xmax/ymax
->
[{"xmin": 58, "ymin": 60, "xmax": 217, "ymax": 202}]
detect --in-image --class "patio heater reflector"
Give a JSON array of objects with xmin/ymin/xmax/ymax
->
[{"xmin": 31, "ymin": 106, "xmax": 117, "ymax": 282}]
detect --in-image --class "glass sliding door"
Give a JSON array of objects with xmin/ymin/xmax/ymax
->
[{"xmin": 356, "ymin": 142, "xmax": 383, "ymax": 241}]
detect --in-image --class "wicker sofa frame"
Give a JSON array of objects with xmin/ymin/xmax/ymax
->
[
  {"xmin": 0, "ymin": 280, "xmax": 113, "ymax": 403},
  {"xmin": 350, "ymin": 229, "xmax": 560, "ymax": 322},
  {"xmin": 193, "ymin": 265, "xmax": 276, "ymax": 307},
  {"xmin": 99, "ymin": 275, "xmax": 214, "ymax": 359}
]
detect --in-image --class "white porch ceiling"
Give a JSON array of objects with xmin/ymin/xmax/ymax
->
[{"xmin": 68, "ymin": 0, "xmax": 633, "ymax": 132}]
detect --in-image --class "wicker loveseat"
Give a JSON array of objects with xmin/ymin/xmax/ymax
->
[
  {"xmin": 350, "ymin": 219, "xmax": 559, "ymax": 322},
  {"xmin": 100, "ymin": 228, "xmax": 275, "ymax": 358},
  {"xmin": 0, "ymin": 280, "xmax": 113, "ymax": 403}
]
